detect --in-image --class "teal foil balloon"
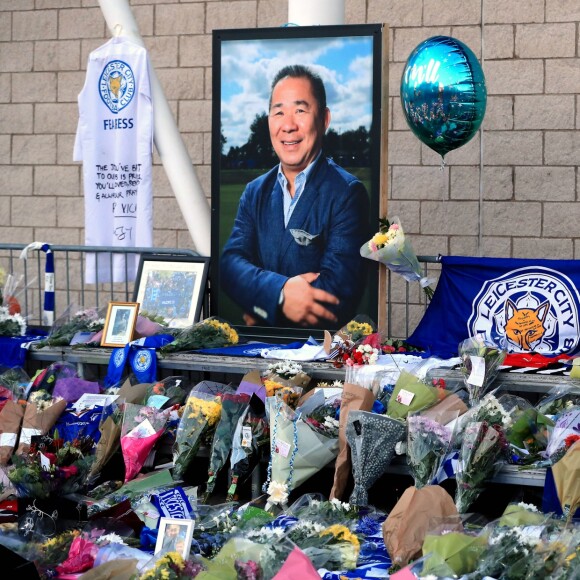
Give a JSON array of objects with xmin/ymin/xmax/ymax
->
[{"xmin": 400, "ymin": 36, "xmax": 487, "ymax": 158}]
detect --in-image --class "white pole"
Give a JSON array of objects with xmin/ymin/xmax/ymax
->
[
  {"xmin": 97, "ymin": 0, "xmax": 211, "ymax": 256},
  {"xmin": 288, "ymin": 0, "xmax": 345, "ymax": 26}
]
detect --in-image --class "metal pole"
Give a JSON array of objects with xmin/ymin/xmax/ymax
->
[{"xmin": 97, "ymin": 0, "xmax": 212, "ymax": 257}]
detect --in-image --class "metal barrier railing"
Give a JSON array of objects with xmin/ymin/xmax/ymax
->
[
  {"xmin": 0, "ymin": 242, "xmax": 440, "ymax": 338},
  {"xmin": 0, "ymin": 244, "xmax": 199, "ymax": 328}
]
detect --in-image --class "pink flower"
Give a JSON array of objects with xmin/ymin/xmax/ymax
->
[{"xmin": 389, "ymin": 223, "xmax": 400, "ymax": 230}]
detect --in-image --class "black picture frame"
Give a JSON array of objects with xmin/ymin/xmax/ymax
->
[
  {"xmin": 211, "ymin": 24, "xmax": 383, "ymax": 342},
  {"xmin": 133, "ymin": 254, "xmax": 210, "ymax": 328}
]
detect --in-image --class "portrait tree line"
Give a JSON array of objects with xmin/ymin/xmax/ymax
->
[{"xmin": 221, "ymin": 113, "xmax": 372, "ymax": 170}]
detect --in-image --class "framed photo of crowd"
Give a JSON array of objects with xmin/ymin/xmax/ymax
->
[
  {"xmin": 133, "ymin": 254, "xmax": 210, "ymax": 328},
  {"xmin": 211, "ymin": 23, "xmax": 386, "ymax": 341}
]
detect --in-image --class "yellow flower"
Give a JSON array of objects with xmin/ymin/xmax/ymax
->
[
  {"xmin": 320, "ymin": 524, "xmax": 360, "ymax": 549},
  {"xmin": 186, "ymin": 396, "xmax": 222, "ymax": 427},
  {"xmin": 203, "ymin": 319, "xmax": 239, "ymax": 345},
  {"xmin": 264, "ymin": 379, "xmax": 284, "ymax": 397},
  {"xmin": 371, "ymin": 232, "xmax": 388, "ymax": 247}
]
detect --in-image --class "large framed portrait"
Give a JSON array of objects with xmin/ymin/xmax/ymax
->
[
  {"xmin": 154, "ymin": 517, "xmax": 194, "ymax": 559},
  {"xmin": 211, "ymin": 24, "xmax": 385, "ymax": 341},
  {"xmin": 133, "ymin": 254, "xmax": 210, "ymax": 328}
]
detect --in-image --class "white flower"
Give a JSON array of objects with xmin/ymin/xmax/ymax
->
[
  {"xmin": 517, "ymin": 502, "xmax": 539, "ymax": 512},
  {"xmin": 267, "ymin": 480, "xmax": 289, "ymax": 505},
  {"xmin": 96, "ymin": 533, "xmax": 126, "ymax": 545},
  {"xmin": 331, "ymin": 380, "xmax": 344, "ymax": 388}
]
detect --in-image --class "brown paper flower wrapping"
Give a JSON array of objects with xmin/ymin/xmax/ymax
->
[
  {"xmin": 16, "ymin": 399, "xmax": 68, "ymax": 455},
  {"xmin": 87, "ymin": 381, "xmax": 149, "ymax": 483},
  {"xmin": 552, "ymin": 440, "xmax": 580, "ymax": 521},
  {"xmin": 0, "ymin": 400, "xmax": 25, "ymax": 464},
  {"xmin": 382, "ymin": 485, "xmax": 459, "ymax": 568},
  {"xmin": 329, "ymin": 382, "xmax": 375, "ymax": 500},
  {"xmin": 421, "ymin": 392, "xmax": 468, "ymax": 425}
]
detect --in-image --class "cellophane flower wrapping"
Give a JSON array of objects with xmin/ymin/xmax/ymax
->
[
  {"xmin": 37, "ymin": 305, "xmax": 106, "ymax": 347},
  {"xmin": 203, "ymin": 392, "xmax": 251, "ymax": 502},
  {"xmin": 459, "ymin": 334, "xmax": 506, "ymax": 407},
  {"xmin": 545, "ymin": 408, "xmax": 580, "ymax": 462},
  {"xmin": 145, "ymin": 376, "xmax": 188, "ymax": 409},
  {"xmin": 360, "ymin": 216, "xmax": 434, "ymax": 299},
  {"xmin": 455, "ymin": 420, "xmax": 506, "ymax": 513},
  {"xmin": 385, "ymin": 370, "xmax": 442, "ymax": 420},
  {"xmin": 536, "ymin": 383, "xmax": 580, "ymax": 417},
  {"xmin": 159, "ymin": 317, "xmax": 239, "ymax": 354},
  {"xmin": 0, "ymin": 366, "xmax": 29, "ymax": 409},
  {"xmin": 172, "ymin": 391, "xmax": 222, "ymax": 480},
  {"xmin": 120, "ymin": 403, "xmax": 168, "ymax": 483},
  {"xmin": 0, "ymin": 305, "xmax": 27, "ymax": 336},
  {"xmin": 266, "ymin": 396, "xmax": 339, "ymax": 508},
  {"xmin": 406, "ymin": 414, "xmax": 453, "ymax": 488},
  {"xmin": 227, "ymin": 394, "xmax": 269, "ymax": 501}
]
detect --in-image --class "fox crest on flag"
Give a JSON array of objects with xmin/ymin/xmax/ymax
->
[
  {"xmin": 408, "ymin": 256, "xmax": 580, "ymax": 358},
  {"xmin": 74, "ymin": 36, "xmax": 153, "ymax": 283}
]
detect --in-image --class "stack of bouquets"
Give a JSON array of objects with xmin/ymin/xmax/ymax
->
[
  {"xmin": 8, "ymin": 434, "xmax": 94, "ymax": 499},
  {"xmin": 172, "ymin": 391, "xmax": 223, "ymax": 480},
  {"xmin": 459, "ymin": 334, "xmax": 506, "ymax": 406},
  {"xmin": 203, "ymin": 391, "xmax": 251, "ymax": 502},
  {"xmin": 159, "ymin": 317, "xmax": 239, "ymax": 354},
  {"xmin": 120, "ymin": 403, "xmax": 169, "ymax": 482},
  {"xmin": 265, "ymin": 393, "xmax": 339, "ymax": 509},
  {"xmin": 265, "ymin": 360, "xmax": 311, "ymax": 388}
]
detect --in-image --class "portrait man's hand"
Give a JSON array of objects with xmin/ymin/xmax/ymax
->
[{"xmin": 282, "ymin": 273, "xmax": 339, "ymax": 326}]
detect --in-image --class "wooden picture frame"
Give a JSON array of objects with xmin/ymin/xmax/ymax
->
[
  {"xmin": 133, "ymin": 254, "xmax": 210, "ymax": 328},
  {"xmin": 211, "ymin": 24, "xmax": 386, "ymax": 341},
  {"xmin": 101, "ymin": 301, "xmax": 139, "ymax": 347},
  {"xmin": 154, "ymin": 517, "xmax": 195, "ymax": 559}
]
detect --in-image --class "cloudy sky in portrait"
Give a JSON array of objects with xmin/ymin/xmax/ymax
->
[{"xmin": 220, "ymin": 35, "xmax": 375, "ymax": 150}]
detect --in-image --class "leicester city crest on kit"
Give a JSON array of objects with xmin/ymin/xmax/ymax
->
[
  {"xmin": 99, "ymin": 60, "xmax": 135, "ymax": 114},
  {"xmin": 134, "ymin": 349, "xmax": 153, "ymax": 373},
  {"xmin": 113, "ymin": 348, "xmax": 126, "ymax": 369},
  {"xmin": 468, "ymin": 266, "xmax": 580, "ymax": 354}
]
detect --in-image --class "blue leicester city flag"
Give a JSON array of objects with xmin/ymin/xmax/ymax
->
[{"xmin": 408, "ymin": 256, "xmax": 580, "ymax": 359}]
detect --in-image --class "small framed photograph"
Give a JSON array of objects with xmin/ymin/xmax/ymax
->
[
  {"xmin": 101, "ymin": 302, "xmax": 140, "ymax": 347},
  {"xmin": 133, "ymin": 254, "xmax": 210, "ymax": 328},
  {"xmin": 154, "ymin": 517, "xmax": 195, "ymax": 559}
]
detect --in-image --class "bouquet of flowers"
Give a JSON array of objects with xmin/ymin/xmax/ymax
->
[
  {"xmin": 545, "ymin": 408, "xmax": 580, "ymax": 462},
  {"xmin": 360, "ymin": 216, "xmax": 434, "ymax": 300},
  {"xmin": 265, "ymin": 361, "xmax": 310, "ymax": 388},
  {"xmin": 406, "ymin": 414, "xmax": 454, "ymax": 488},
  {"xmin": 36, "ymin": 306, "xmax": 105, "ymax": 347},
  {"xmin": 120, "ymin": 403, "xmax": 169, "ymax": 482},
  {"xmin": 265, "ymin": 396, "xmax": 339, "ymax": 509},
  {"xmin": 342, "ymin": 343, "xmax": 380, "ymax": 366},
  {"xmin": 159, "ymin": 317, "xmax": 238, "ymax": 354},
  {"xmin": 0, "ymin": 305, "xmax": 26, "ymax": 336},
  {"xmin": 172, "ymin": 391, "xmax": 222, "ymax": 480},
  {"xmin": 536, "ymin": 383, "xmax": 580, "ymax": 417},
  {"xmin": 0, "ymin": 268, "xmax": 24, "ymax": 314},
  {"xmin": 506, "ymin": 407, "xmax": 554, "ymax": 465},
  {"xmin": 303, "ymin": 398, "xmax": 341, "ymax": 439},
  {"xmin": 203, "ymin": 392, "xmax": 251, "ymax": 502},
  {"xmin": 474, "ymin": 525, "xmax": 542, "ymax": 579},
  {"xmin": 146, "ymin": 376, "xmax": 189, "ymax": 409},
  {"xmin": 386, "ymin": 370, "xmax": 443, "ymax": 420},
  {"xmin": 227, "ymin": 394, "xmax": 269, "ymax": 501},
  {"xmin": 139, "ymin": 552, "xmax": 203, "ymax": 580},
  {"xmin": 8, "ymin": 435, "xmax": 94, "ymax": 499},
  {"xmin": 455, "ymin": 421, "xmax": 507, "ymax": 513},
  {"xmin": 459, "ymin": 334, "xmax": 507, "ymax": 406},
  {"xmin": 346, "ymin": 411, "xmax": 406, "ymax": 505}
]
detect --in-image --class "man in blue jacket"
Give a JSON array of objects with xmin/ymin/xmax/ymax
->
[{"xmin": 220, "ymin": 64, "xmax": 370, "ymax": 328}]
